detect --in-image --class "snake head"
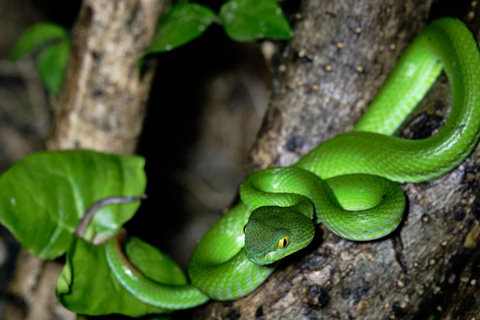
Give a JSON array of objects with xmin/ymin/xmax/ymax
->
[{"xmin": 244, "ymin": 206, "xmax": 315, "ymax": 265}]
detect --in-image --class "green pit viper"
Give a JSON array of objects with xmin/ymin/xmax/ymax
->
[{"xmin": 104, "ymin": 18, "xmax": 480, "ymax": 310}]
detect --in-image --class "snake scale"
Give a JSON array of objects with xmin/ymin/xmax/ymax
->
[{"xmin": 105, "ymin": 18, "xmax": 480, "ymax": 310}]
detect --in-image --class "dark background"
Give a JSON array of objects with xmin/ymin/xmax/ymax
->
[{"xmin": 0, "ymin": 0, "xmax": 275, "ymax": 318}]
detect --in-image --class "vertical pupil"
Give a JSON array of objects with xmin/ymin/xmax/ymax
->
[{"xmin": 278, "ymin": 237, "xmax": 288, "ymax": 248}]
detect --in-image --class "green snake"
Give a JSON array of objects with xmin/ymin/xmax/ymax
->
[{"xmin": 105, "ymin": 18, "xmax": 480, "ymax": 310}]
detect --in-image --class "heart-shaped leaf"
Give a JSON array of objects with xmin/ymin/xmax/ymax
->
[
  {"xmin": 57, "ymin": 236, "xmax": 184, "ymax": 316},
  {"xmin": 0, "ymin": 150, "xmax": 146, "ymax": 259}
]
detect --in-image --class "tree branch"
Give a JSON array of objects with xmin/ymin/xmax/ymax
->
[{"xmin": 194, "ymin": 0, "xmax": 480, "ymax": 319}]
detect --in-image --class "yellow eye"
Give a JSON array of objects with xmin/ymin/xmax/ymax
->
[
  {"xmin": 278, "ymin": 236, "xmax": 289, "ymax": 249},
  {"xmin": 243, "ymin": 224, "xmax": 247, "ymax": 234}
]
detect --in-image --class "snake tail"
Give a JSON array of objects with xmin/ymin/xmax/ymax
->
[{"xmin": 105, "ymin": 231, "xmax": 209, "ymax": 310}]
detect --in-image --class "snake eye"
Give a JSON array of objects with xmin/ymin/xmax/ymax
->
[
  {"xmin": 278, "ymin": 236, "xmax": 289, "ymax": 249},
  {"xmin": 243, "ymin": 224, "xmax": 247, "ymax": 234}
]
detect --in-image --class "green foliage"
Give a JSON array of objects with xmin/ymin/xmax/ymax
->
[
  {"xmin": 144, "ymin": 0, "xmax": 292, "ymax": 57},
  {"xmin": 9, "ymin": 23, "xmax": 68, "ymax": 61},
  {"xmin": 145, "ymin": 3, "xmax": 217, "ymax": 54},
  {"xmin": 0, "ymin": 150, "xmax": 146, "ymax": 259},
  {"xmin": 57, "ymin": 236, "xmax": 186, "ymax": 316},
  {"xmin": 10, "ymin": 22, "xmax": 70, "ymax": 96},
  {"xmin": 36, "ymin": 40, "xmax": 70, "ymax": 96},
  {"xmin": 0, "ymin": 149, "xmax": 190, "ymax": 316},
  {"xmin": 219, "ymin": 0, "xmax": 292, "ymax": 41},
  {"xmin": 139, "ymin": 3, "xmax": 217, "ymax": 69}
]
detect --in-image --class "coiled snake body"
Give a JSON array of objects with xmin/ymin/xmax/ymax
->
[{"xmin": 105, "ymin": 18, "xmax": 480, "ymax": 310}]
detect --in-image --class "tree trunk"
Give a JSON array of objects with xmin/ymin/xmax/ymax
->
[
  {"xmin": 1, "ymin": 1, "xmax": 168, "ymax": 319},
  {"xmin": 194, "ymin": 0, "xmax": 480, "ymax": 319}
]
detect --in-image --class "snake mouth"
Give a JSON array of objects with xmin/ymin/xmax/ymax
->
[{"xmin": 246, "ymin": 250, "xmax": 277, "ymax": 265}]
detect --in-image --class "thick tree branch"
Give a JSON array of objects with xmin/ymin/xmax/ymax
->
[{"xmin": 194, "ymin": 0, "xmax": 480, "ymax": 319}]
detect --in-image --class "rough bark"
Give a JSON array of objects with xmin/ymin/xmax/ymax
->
[
  {"xmin": 47, "ymin": 0, "xmax": 162, "ymax": 153},
  {"xmin": 194, "ymin": 0, "xmax": 480, "ymax": 319},
  {"xmin": 1, "ymin": 1, "xmax": 168, "ymax": 319}
]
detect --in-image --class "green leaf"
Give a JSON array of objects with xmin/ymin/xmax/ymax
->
[
  {"xmin": 144, "ymin": 3, "xmax": 216, "ymax": 55},
  {"xmin": 57, "ymin": 236, "xmax": 178, "ymax": 316},
  {"xmin": 0, "ymin": 150, "xmax": 146, "ymax": 259},
  {"xmin": 10, "ymin": 22, "xmax": 69, "ymax": 62},
  {"xmin": 36, "ymin": 39, "xmax": 70, "ymax": 96},
  {"xmin": 219, "ymin": 0, "xmax": 293, "ymax": 41}
]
